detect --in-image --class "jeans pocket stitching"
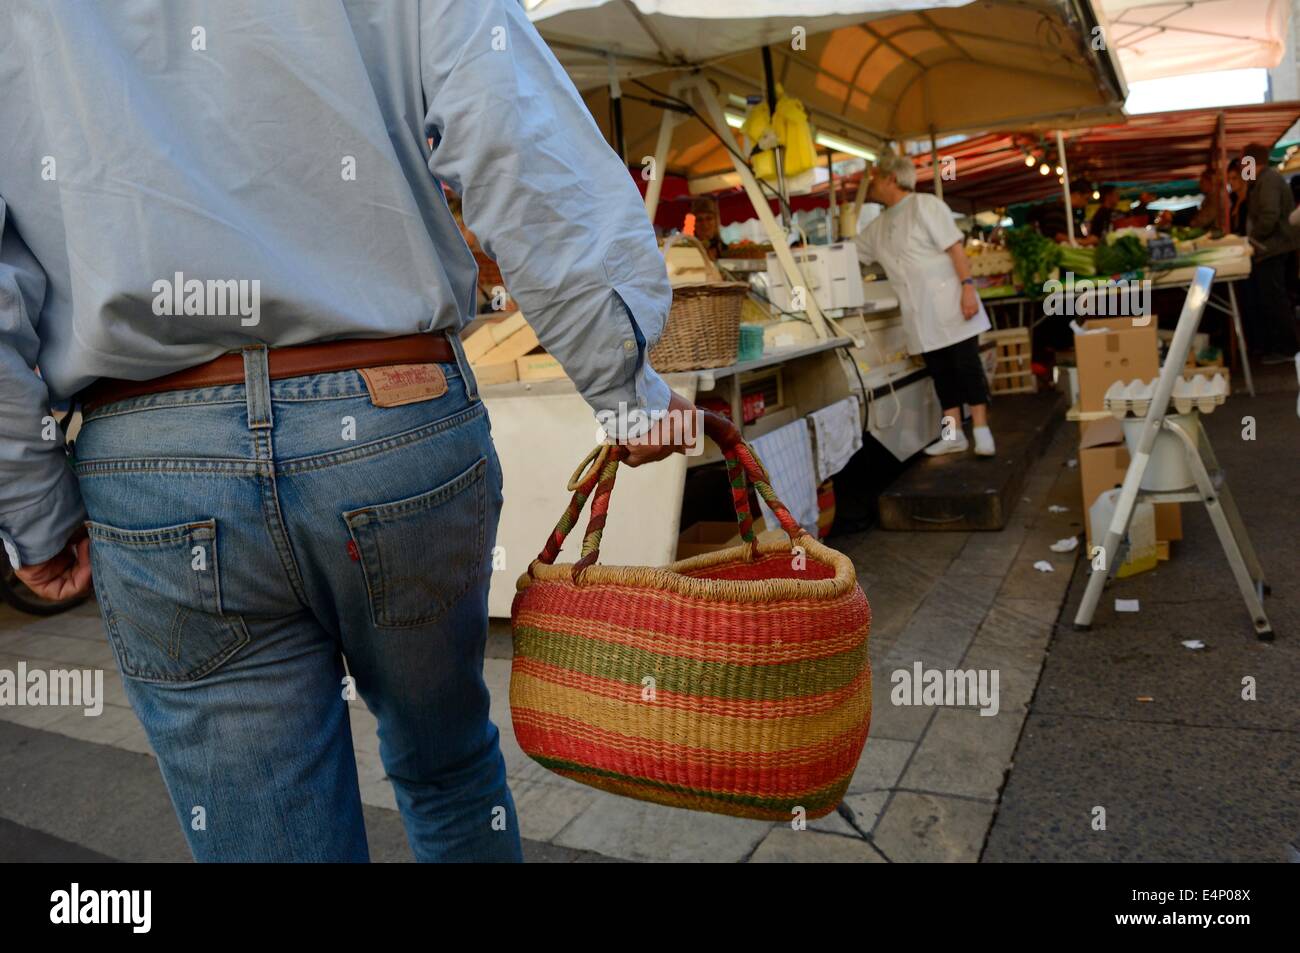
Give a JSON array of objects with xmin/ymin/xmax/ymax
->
[
  {"xmin": 343, "ymin": 456, "xmax": 489, "ymax": 629},
  {"xmin": 89, "ymin": 518, "xmax": 248, "ymax": 683}
]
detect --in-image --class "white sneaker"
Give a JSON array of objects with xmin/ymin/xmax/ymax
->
[
  {"xmin": 924, "ymin": 432, "xmax": 969, "ymax": 456},
  {"xmin": 973, "ymin": 426, "xmax": 996, "ymax": 457}
]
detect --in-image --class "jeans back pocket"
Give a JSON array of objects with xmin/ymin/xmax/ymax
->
[
  {"xmin": 87, "ymin": 519, "xmax": 250, "ymax": 683},
  {"xmin": 342, "ymin": 456, "xmax": 488, "ymax": 628}
]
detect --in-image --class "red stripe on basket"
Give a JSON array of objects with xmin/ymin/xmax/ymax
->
[
  {"xmin": 516, "ymin": 580, "xmax": 870, "ymax": 648},
  {"xmin": 511, "ymin": 708, "xmax": 867, "ymax": 797}
]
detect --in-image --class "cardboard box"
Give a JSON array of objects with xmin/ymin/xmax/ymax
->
[
  {"xmin": 1078, "ymin": 417, "xmax": 1180, "ymax": 546},
  {"xmin": 676, "ymin": 521, "xmax": 743, "ymax": 560},
  {"xmin": 675, "ymin": 518, "xmax": 780, "ymax": 560},
  {"xmin": 472, "ymin": 360, "xmax": 519, "ymax": 387},
  {"xmin": 516, "ymin": 352, "xmax": 568, "ymax": 382},
  {"xmin": 463, "ymin": 311, "xmax": 527, "ymax": 362},
  {"xmin": 1073, "ymin": 317, "xmax": 1159, "ymax": 412}
]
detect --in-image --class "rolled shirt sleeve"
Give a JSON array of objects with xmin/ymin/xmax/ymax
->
[
  {"xmin": 0, "ymin": 197, "xmax": 86, "ymax": 567},
  {"xmin": 417, "ymin": 0, "xmax": 671, "ymax": 439}
]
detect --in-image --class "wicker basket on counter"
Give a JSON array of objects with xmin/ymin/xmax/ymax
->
[{"xmin": 652, "ymin": 234, "xmax": 749, "ymax": 372}]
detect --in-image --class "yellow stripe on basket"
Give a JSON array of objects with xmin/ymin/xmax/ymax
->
[{"xmin": 510, "ymin": 671, "xmax": 871, "ymax": 757}]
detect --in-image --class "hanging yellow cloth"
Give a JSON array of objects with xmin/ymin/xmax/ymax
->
[
  {"xmin": 740, "ymin": 91, "xmax": 817, "ymax": 181},
  {"xmin": 773, "ymin": 96, "xmax": 815, "ymax": 177}
]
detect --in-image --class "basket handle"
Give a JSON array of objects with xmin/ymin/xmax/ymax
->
[
  {"xmin": 530, "ymin": 411, "xmax": 807, "ymax": 580},
  {"xmin": 661, "ymin": 232, "xmax": 723, "ymax": 284}
]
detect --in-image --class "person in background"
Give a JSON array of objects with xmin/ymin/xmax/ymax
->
[
  {"xmin": 689, "ymin": 196, "xmax": 727, "ymax": 259},
  {"xmin": 855, "ymin": 153, "xmax": 995, "ymax": 457},
  {"xmin": 1188, "ymin": 169, "xmax": 1223, "ymax": 230},
  {"xmin": 1089, "ymin": 185, "xmax": 1120, "ymax": 239},
  {"xmin": 1227, "ymin": 159, "xmax": 1250, "ymax": 233},
  {"xmin": 1033, "ymin": 184, "xmax": 1088, "ymax": 243},
  {"xmin": 1241, "ymin": 142, "xmax": 1300, "ymax": 363}
]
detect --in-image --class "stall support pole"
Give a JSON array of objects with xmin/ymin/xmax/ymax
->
[
  {"xmin": 848, "ymin": 166, "xmax": 871, "ymax": 237},
  {"xmin": 761, "ymin": 46, "xmax": 790, "ymax": 229},
  {"xmin": 643, "ymin": 105, "xmax": 681, "ymax": 222},
  {"xmin": 1056, "ymin": 130, "xmax": 1075, "ymax": 245},
  {"xmin": 930, "ymin": 129, "xmax": 943, "ymax": 201},
  {"xmin": 607, "ymin": 55, "xmax": 626, "ymax": 163},
  {"xmin": 826, "ymin": 149, "xmax": 838, "ymax": 243},
  {"xmin": 1215, "ymin": 112, "xmax": 1230, "ymax": 235},
  {"xmin": 681, "ymin": 76, "xmax": 832, "ymax": 340}
]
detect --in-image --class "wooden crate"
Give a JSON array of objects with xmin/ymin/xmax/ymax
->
[{"xmin": 981, "ymin": 328, "xmax": 1035, "ymax": 395}]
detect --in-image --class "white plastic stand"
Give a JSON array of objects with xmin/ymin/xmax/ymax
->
[{"xmin": 1073, "ymin": 267, "xmax": 1273, "ymax": 640}]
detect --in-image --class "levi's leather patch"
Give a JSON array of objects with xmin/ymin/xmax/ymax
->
[{"xmin": 358, "ymin": 363, "xmax": 448, "ymax": 407}]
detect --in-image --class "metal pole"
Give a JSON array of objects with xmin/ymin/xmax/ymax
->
[
  {"xmin": 826, "ymin": 148, "xmax": 837, "ymax": 243},
  {"xmin": 761, "ymin": 45, "xmax": 790, "ymax": 229},
  {"xmin": 607, "ymin": 55, "xmax": 625, "ymax": 163},
  {"xmin": 642, "ymin": 80, "xmax": 684, "ymax": 223},
  {"xmin": 1215, "ymin": 111, "xmax": 1230, "ymax": 234},
  {"xmin": 1056, "ymin": 130, "xmax": 1075, "ymax": 245},
  {"xmin": 930, "ymin": 129, "xmax": 943, "ymax": 201},
  {"xmin": 686, "ymin": 76, "xmax": 832, "ymax": 339}
]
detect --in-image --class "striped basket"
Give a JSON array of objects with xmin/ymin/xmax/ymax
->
[{"xmin": 510, "ymin": 412, "xmax": 871, "ymax": 820}]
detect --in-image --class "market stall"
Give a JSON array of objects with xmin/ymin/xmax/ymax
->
[
  {"xmin": 474, "ymin": 0, "xmax": 1128, "ymax": 615},
  {"xmin": 901, "ymin": 103, "xmax": 1300, "ymax": 397}
]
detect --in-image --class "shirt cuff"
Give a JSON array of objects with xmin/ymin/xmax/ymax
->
[
  {"xmin": 1, "ymin": 464, "xmax": 87, "ymax": 568},
  {"xmin": 588, "ymin": 361, "xmax": 672, "ymax": 442}
]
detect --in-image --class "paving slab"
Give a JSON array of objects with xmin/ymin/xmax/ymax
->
[
  {"xmin": 847, "ymin": 736, "xmax": 915, "ymax": 793},
  {"xmin": 510, "ymin": 777, "xmax": 605, "ymax": 843},
  {"xmin": 841, "ymin": 790, "xmax": 890, "ymax": 833},
  {"xmin": 899, "ymin": 708, "xmax": 1025, "ymax": 800},
  {"xmin": 749, "ymin": 827, "xmax": 887, "ymax": 863},
  {"xmin": 552, "ymin": 793, "xmax": 773, "ymax": 863},
  {"xmin": 872, "ymin": 791, "xmax": 997, "ymax": 863}
]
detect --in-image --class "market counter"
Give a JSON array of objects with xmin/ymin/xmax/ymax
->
[{"xmin": 480, "ymin": 338, "xmax": 862, "ymax": 617}]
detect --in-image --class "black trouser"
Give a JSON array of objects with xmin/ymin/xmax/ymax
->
[
  {"xmin": 1247, "ymin": 254, "xmax": 1299, "ymax": 355},
  {"xmin": 922, "ymin": 335, "xmax": 989, "ymax": 410}
]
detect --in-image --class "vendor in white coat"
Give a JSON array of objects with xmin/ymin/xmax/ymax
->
[{"xmin": 855, "ymin": 154, "xmax": 995, "ymax": 457}]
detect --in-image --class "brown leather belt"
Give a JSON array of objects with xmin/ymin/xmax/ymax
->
[{"xmin": 80, "ymin": 332, "xmax": 456, "ymax": 413}]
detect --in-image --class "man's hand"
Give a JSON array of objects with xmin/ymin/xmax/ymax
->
[
  {"xmin": 14, "ymin": 527, "xmax": 93, "ymax": 602},
  {"xmin": 960, "ymin": 283, "xmax": 980, "ymax": 320},
  {"xmin": 622, "ymin": 391, "xmax": 700, "ymax": 467}
]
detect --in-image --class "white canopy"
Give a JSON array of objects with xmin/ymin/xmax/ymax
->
[
  {"xmin": 1098, "ymin": 0, "xmax": 1291, "ymax": 83},
  {"xmin": 531, "ymin": 0, "xmax": 1128, "ymax": 174},
  {"xmin": 525, "ymin": 0, "xmax": 974, "ymax": 90}
]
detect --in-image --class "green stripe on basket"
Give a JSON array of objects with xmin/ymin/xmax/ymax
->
[
  {"xmin": 513, "ymin": 624, "xmax": 868, "ymax": 701},
  {"xmin": 530, "ymin": 754, "xmax": 849, "ymax": 814}
]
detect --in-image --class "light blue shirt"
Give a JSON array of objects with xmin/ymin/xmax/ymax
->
[{"xmin": 0, "ymin": 0, "xmax": 671, "ymax": 566}]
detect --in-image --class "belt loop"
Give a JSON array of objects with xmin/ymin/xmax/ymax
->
[
  {"xmin": 448, "ymin": 327, "xmax": 479, "ymax": 402},
  {"xmin": 242, "ymin": 345, "xmax": 273, "ymax": 430}
]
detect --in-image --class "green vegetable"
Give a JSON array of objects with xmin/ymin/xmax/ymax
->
[
  {"xmin": 1094, "ymin": 235, "xmax": 1147, "ymax": 275},
  {"xmin": 1004, "ymin": 227, "xmax": 1062, "ymax": 298},
  {"xmin": 1058, "ymin": 245, "xmax": 1097, "ymax": 275}
]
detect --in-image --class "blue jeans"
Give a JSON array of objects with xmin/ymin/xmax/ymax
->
[{"xmin": 72, "ymin": 344, "xmax": 520, "ymax": 862}]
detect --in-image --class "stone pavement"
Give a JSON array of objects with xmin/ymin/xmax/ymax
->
[
  {"xmin": 0, "ymin": 417, "xmax": 1088, "ymax": 862},
  {"xmin": 984, "ymin": 390, "xmax": 1300, "ymax": 862}
]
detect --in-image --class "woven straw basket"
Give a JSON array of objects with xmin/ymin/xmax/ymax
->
[
  {"xmin": 652, "ymin": 235, "xmax": 748, "ymax": 372},
  {"xmin": 510, "ymin": 412, "xmax": 871, "ymax": 821}
]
